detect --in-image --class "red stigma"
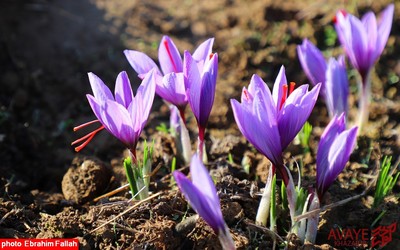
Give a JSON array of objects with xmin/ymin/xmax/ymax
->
[
  {"xmin": 279, "ymin": 82, "xmax": 296, "ymax": 110},
  {"xmin": 163, "ymin": 40, "xmax": 178, "ymax": 72},
  {"xmin": 209, "ymin": 53, "xmax": 214, "ymax": 60},
  {"xmin": 243, "ymin": 89, "xmax": 250, "ymax": 101},
  {"xmin": 289, "ymin": 82, "xmax": 295, "ymax": 95},
  {"xmin": 333, "ymin": 9, "xmax": 347, "ymax": 23},
  {"xmin": 279, "ymin": 85, "xmax": 288, "ymax": 110},
  {"xmin": 71, "ymin": 120, "xmax": 104, "ymax": 152}
]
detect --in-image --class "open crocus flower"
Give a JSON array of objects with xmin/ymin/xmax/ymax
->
[
  {"xmin": 316, "ymin": 113, "xmax": 358, "ymax": 200},
  {"xmin": 297, "ymin": 39, "xmax": 348, "ymax": 118},
  {"xmin": 184, "ymin": 51, "xmax": 218, "ymax": 159},
  {"xmin": 334, "ymin": 4, "xmax": 394, "ymax": 80},
  {"xmin": 231, "ymin": 66, "xmax": 321, "ymax": 185},
  {"xmin": 173, "ymin": 154, "xmax": 235, "ymax": 250},
  {"xmin": 72, "ymin": 70, "xmax": 156, "ymax": 161},
  {"xmin": 124, "ymin": 36, "xmax": 214, "ymax": 119}
]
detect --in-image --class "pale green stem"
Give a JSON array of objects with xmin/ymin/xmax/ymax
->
[
  {"xmin": 357, "ymin": 72, "xmax": 371, "ymax": 133},
  {"xmin": 305, "ymin": 196, "xmax": 320, "ymax": 243},
  {"xmin": 197, "ymin": 137, "xmax": 208, "ymax": 163},
  {"xmin": 255, "ymin": 165, "xmax": 274, "ymax": 226},
  {"xmin": 178, "ymin": 115, "xmax": 192, "ymax": 165}
]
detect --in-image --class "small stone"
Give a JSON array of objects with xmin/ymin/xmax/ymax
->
[{"xmin": 61, "ymin": 157, "xmax": 112, "ymax": 204}]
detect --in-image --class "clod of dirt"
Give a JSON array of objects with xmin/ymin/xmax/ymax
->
[{"xmin": 61, "ymin": 157, "xmax": 112, "ymax": 204}]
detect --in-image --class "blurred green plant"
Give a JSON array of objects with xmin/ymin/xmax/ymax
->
[
  {"xmin": 124, "ymin": 140, "xmax": 154, "ymax": 200},
  {"xmin": 156, "ymin": 122, "xmax": 170, "ymax": 134},
  {"xmin": 170, "ymin": 156, "xmax": 177, "ymax": 186},
  {"xmin": 241, "ymin": 154, "xmax": 251, "ymax": 175},
  {"xmin": 373, "ymin": 156, "xmax": 399, "ymax": 208},
  {"xmin": 297, "ymin": 121, "xmax": 312, "ymax": 153},
  {"xmin": 323, "ymin": 25, "xmax": 337, "ymax": 47},
  {"xmin": 270, "ymin": 174, "xmax": 277, "ymax": 232}
]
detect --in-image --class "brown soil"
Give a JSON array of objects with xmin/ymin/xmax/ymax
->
[{"xmin": 0, "ymin": 0, "xmax": 399, "ymax": 249}]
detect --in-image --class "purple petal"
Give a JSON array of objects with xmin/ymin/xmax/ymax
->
[
  {"xmin": 135, "ymin": 69, "xmax": 156, "ymax": 126},
  {"xmin": 297, "ymin": 39, "xmax": 327, "ymax": 89},
  {"xmin": 87, "ymin": 72, "xmax": 114, "ymax": 103},
  {"xmin": 231, "ymin": 99, "xmax": 283, "ymax": 166},
  {"xmin": 87, "ymin": 94, "xmax": 105, "ymax": 124},
  {"xmin": 157, "ymin": 72, "xmax": 187, "ymax": 108},
  {"xmin": 102, "ymin": 100, "xmax": 136, "ymax": 147},
  {"xmin": 376, "ymin": 4, "xmax": 394, "ymax": 62},
  {"xmin": 192, "ymin": 38, "xmax": 215, "ymax": 62},
  {"xmin": 325, "ymin": 57, "xmax": 349, "ymax": 117},
  {"xmin": 197, "ymin": 53, "xmax": 218, "ymax": 127},
  {"xmin": 190, "ymin": 154, "xmax": 220, "ymax": 208},
  {"xmin": 335, "ymin": 12, "xmax": 369, "ymax": 75},
  {"xmin": 184, "ymin": 51, "xmax": 202, "ymax": 120},
  {"xmin": 159, "ymin": 36, "xmax": 183, "ymax": 74},
  {"xmin": 272, "ymin": 66, "xmax": 287, "ymax": 110},
  {"xmin": 115, "ymin": 71, "xmax": 133, "ymax": 108},
  {"xmin": 123, "ymin": 50, "xmax": 160, "ymax": 77},
  {"xmin": 361, "ymin": 12, "xmax": 378, "ymax": 67},
  {"xmin": 248, "ymin": 74, "xmax": 273, "ymax": 104},
  {"xmin": 278, "ymin": 83, "xmax": 321, "ymax": 149},
  {"xmin": 173, "ymin": 170, "xmax": 224, "ymax": 233}
]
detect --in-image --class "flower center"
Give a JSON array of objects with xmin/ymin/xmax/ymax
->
[
  {"xmin": 163, "ymin": 40, "xmax": 178, "ymax": 72},
  {"xmin": 71, "ymin": 120, "xmax": 104, "ymax": 152},
  {"xmin": 279, "ymin": 82, "xmax": 295, "ymax": 109}
]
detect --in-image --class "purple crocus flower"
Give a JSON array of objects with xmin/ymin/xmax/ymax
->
[
  {"xmin": 297, "ymin": 39, "xmax": 348, "ymax": 117},
  {"xmin": 334, "ymin": 4, "xmax": 394, "ymax": 80},
  {"xmin": 173, "ymin": 154, "xmax": 235, "ymax": 250},
  {"xmin": 231, "ymin": 66, "xmax": 321, "ymax": 185},
  {"xmin": 184, "ymin": 51, "xmax": 218, "ymax": 159},
  {"xmin": 316, "ymin": 113, "xmax": 358, "ymax": 200},
  {"xmin": 72, "ymin": 70, "xmax": 156, "ymax": 161},
  {"xmin": 335, "ymin": 4, "xmax": 394, "ymax": 129},
  {"xmin": 124, "ymin": 36, "xmax": 214, "ymax": 121}
]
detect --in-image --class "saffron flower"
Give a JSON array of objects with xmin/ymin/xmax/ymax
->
[
  {"xmin": 72, "ymin": 70, "xmax": 156, "ymax": 161},
  {"xmin": 334, "ymin": 4, "xmax": 394, "ymax": 129},
  {"xmin": 334, "ymin": 4, "xmax": 394, "ymax": 80},
  {"xmin": 173, "ymin": 155, "xmax": 235, "ymax": 250},
  {"xmin": 231, "ymin": 66, "xmax": 321, "ymax": 185},
  {"xmin": 316, "ymin": 113, "xmax": 358, "ymax": 200},
  {"xmin": 297, "ymin": 39, "xmax": 348, "ymax": 117},
  {"xmin": 124, "ymin": 36, "xmax": 214, "ymax": 120},
  {"xmin": 184, "ymin": 51, "xmax": 218, "ymax": 159},
  {"xmin": 231, "ymin": 66, "xmax": 320, "ymax": 226}
]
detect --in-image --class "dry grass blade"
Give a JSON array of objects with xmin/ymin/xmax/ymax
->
[{"xmin": 89, "ymin": 191, "xmax": 162, "ymax": 234}]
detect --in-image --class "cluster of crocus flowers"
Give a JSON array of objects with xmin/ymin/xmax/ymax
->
[
  {"xmin": 334, "ymin": 4, "xmax": 394, "ymax": 129},
  {"xmin": 72, "ymin": 70, "xmax": 156, "ymax": 163},
  {"xmin": 173, "ymin": 155, "xmax": 235, "ymax": 250},
  {"xmin": 297, "ymin": 39, "xmax": 349, "ymax": 118},
  {"xmin": 230, "ymin": 66, "xmax": 321, "ymax": 225},
  {"xmin": 125, "ymin": 36, "xmax": 217, "ymax": 163}
]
